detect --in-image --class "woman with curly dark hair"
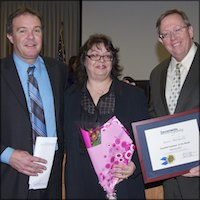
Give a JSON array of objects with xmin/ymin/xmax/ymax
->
[{"xmin": 64, "ymin": 33, "xmax": 149, "ymax": 199}]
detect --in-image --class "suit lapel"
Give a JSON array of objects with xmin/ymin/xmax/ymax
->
[
  {"xmin": 176, "ymin": 46, "xmax": 199, "ymax": 112},
  {"xmin": 2, "ymin": 56, "xmax": 29, "ymax": 115},
  {"xmin": 160, "ymin": 61, "xmax": 170, "ymax": 114},
  {"xmin": 43, "ymin": 58, "xmax": 60, "ymax": 124}
]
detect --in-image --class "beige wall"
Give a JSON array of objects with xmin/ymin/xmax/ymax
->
[{"xmin": 82, "ymin": 1, "xmax": 199, "ymax": 80}]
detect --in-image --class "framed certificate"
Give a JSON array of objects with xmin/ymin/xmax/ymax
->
[{"xmin": 131, "ymin": 109, "xmax": 200, "ymax": 183}]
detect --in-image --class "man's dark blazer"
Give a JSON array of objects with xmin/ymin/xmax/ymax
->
[
  {"xmin": 0, "ymin": 54, "xmax": 68, "ymax": 199},
  {"xmin": 149, "ymin": 43, "xmax": 199, "ymax": 199}
]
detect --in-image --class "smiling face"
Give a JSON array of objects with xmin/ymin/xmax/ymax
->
[
  {"xmin": 7, "ymin": 13, "xmax": 42, "ymax": 64},
  {"xmin": 84, "ymin": 43, "xmax": 113, "ymax": 81},
  {"xmin": 159, "ymin": 13, "xmax": 193, "ymax": 62}
]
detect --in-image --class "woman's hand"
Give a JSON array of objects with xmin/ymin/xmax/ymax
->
[{"xmin": 111, "ymin": 161, "xmax": 136, "ymax": 183}]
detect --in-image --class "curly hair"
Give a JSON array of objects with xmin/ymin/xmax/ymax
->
[{"xmin": 74, "ymin": 33, "xmax": 123, "ymax": 83}]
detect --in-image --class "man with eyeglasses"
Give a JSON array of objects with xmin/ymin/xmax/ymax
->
[{"xmin": 149, "ymin": 9, "xmax": 199, "ymax": 199}]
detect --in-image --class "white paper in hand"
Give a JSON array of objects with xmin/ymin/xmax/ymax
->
[{"xmin": 29, "ymin": 137, "xmax": 57, "ymax": 189}]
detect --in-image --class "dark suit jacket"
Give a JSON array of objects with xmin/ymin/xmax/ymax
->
[
  {"xmin": 149, "ymin": 43, "xmax": 199, "ymax": 199},
  {"xmin": 64, "ymin": 78, "xmax": 150, "ymax": 199},
  {"xmin": 0, "ymin": 55, "xmax": 68, "ymax": 199}
]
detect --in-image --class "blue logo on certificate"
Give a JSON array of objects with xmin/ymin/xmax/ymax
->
[{"xmin": 161, "ymin": 155, "xmax": 175, "ymax": 165}]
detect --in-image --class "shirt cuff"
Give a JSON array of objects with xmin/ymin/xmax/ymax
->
[{"xmin": 0, "ymin": 147, "xmax": 14, "ymax": 164}]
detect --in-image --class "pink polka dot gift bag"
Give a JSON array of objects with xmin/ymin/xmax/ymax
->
[{"xmin": 80, "ymin": 116, "xmax": 135, "ymax": 199}]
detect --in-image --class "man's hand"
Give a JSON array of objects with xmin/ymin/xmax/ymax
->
[
  {"xmin": 9, "ymin": 149, "xmax": 47, "ymax": 176},
  {"xmin": 183, "ymin": 165, "xmax": 200, "ymax": 177}
]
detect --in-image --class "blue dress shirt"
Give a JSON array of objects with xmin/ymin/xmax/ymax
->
[{"xmin": 0, "ymin": 53, "xmax": 57, "ymax": 164}]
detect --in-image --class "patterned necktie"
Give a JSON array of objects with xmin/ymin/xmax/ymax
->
[
  {"xmin": 27, "ymin": 66, "xmax": 47, "ymax": 143},
  {"xmin": 168, "ymin": 63, "xmax": 181, "ymax": 114}
]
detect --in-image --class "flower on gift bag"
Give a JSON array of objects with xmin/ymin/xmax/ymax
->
[
  {"xmin": 88, "ymin": 127, "xmax": 101, "ymax": 146},
  {"xmin": 80, "ymin": 116, "xmax": 135, "ymax": 199}
]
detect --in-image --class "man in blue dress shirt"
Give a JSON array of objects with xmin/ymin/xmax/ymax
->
[{"xmin": 0, "ymin": 7, "xmax": 68, "ymax": 199}]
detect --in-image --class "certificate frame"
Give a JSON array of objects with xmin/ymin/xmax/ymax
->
[{"xmin": 131, "ymin": 108, "xmax": 200, "ymax": 184}]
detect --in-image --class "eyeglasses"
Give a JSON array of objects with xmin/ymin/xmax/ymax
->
[
  {"xmin": 159, "ymin": 25, "xmax": 188, "ymax": 40},
  {"xmin": 86, "ymin": 54, "xmax": 113, "ymax": 61}
]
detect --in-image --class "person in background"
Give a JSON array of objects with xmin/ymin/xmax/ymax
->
[
  {"xmin": 122, "ymin": 76, "xmax": 150, "ymax": 104},
  {"xmin": 0, "ymin": 7, "xmax": 68, "ymax": 199},
  {"xmin": 68, "ymin": 55, "xmax": 78, "ymax": 86},
  {"xmin": 122, "ymin": 76, "xmax": 136, "ymax": 85},
  {"xmin": 149, "ymin": 9, "xmax": 199, "ymax": 199},
  {"xmin": 64, "ymin": 33, "xmax": 149, "ymax": 199}
]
